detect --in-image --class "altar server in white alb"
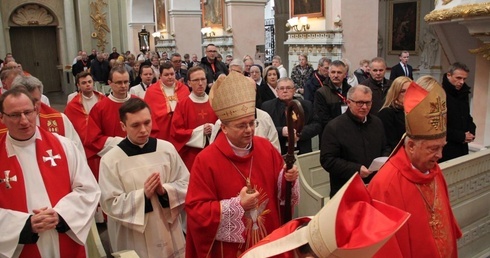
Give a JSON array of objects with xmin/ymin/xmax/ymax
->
[
  {"xmin": 0, "ymin": 87, "xmax": 101, "ymax": 258},
  {"xmin": 99, "ymin": 98, "xmax": 189, "ymax": 258}
]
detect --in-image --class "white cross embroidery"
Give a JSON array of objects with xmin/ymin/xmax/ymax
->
[
  {"xmin": 0, "ymin": 170, "xmax": 17, "ymax": 189},
  {"xmin": 43, "ymin": 150, "xmax": 61, "ymax": 167}
]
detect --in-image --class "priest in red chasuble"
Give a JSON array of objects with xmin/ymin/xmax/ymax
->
[
  {"xmin": 144, "ymin": 62, "xmax": 190, "ymax": 141},
  {"xmin": 369, "ymin": 76, "xmax": 462, "ymax": 258},
  {"xmin": 185, "ymin": 72, "xmax": 300, "ymax": 258},
  {"xmin": 169, "ymin": 66, "xmax": 217, "ymax": 171}
]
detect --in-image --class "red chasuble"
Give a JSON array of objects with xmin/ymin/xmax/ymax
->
[
  {"xmin": 368, "ymin": 145, "xmax": 461, "ymax": 258},
  {"xmin": 0, "ymin": 128, "xmax": 85, "ymax": 258},
  {"xmin": 64, "ymin": 92, "xmax": 105, "ymax": 143},
  {"xmin": 144, "ymin": 81, "xmax": 190, "ymax": 141},
  {"xmin": 169, "ymin": 96, "xmax": 218, "ymax": 171},
  {"xmin": 185, "ymin": 133, "xmax": 288, "ymax": 258},
  {"xmin": 83, "ymin": 95, "xmax": 137, "ymax": 179}
]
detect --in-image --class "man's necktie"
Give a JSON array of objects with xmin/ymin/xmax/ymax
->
[{"xmin": 404, "ymin": 65, "xmax": 408, "ymax": 77}]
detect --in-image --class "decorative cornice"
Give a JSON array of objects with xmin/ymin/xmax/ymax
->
[
  {"xmin": 469, "ymin": 43, "xmax": 490, "ymax": 60},
  {"xmin": 425, "ymin": 3, "xmax": 490, "ymax": 22}
]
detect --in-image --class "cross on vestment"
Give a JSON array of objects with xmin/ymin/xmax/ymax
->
[
  {"xmin": 43, "ymin": 149, "xmax": 61, "ymax": 167},
  {"xmin": 0, "ymin": 170, "xmax": 17, "ymax": 189},
  {"xmin": 198, "ymin": 109, "xmax": 208, "ymax": 119}
]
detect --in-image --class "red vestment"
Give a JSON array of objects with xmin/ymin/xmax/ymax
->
[
  {"xmin": 185, "ymin": 133, "xmax": 289, "ymax": 258},
  {"xmin": 64, "ymin": 92, "xmax": 105, "ymax": 143},
  {"xmin": 368, "ymin": 145, "xmax": 462, "ymax": 258},
  {"xmin": 0, "ymin": 128, "xmax": 85, "ymax": 257},
  {"xmin": 83, "ymin": 95, "xmax": 137, "ymax": 178},
  {"xmin": 144, "ymin": 81, "xmax": 189, "ymax": 141},
  {"xmin": 169, "ymin": 95, "xmax": 218, "ymax": 170}
]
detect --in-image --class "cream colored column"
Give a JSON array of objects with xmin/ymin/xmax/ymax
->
[
  {"xmin": 0, "ymin": 11, "xmax": 6, "ymax": 58},
  {"xmin": 168, "ymin": 0, "xmax": 202, "ymax": 56},
  {"xmin": 64, "ymin": 0, "xmax": 78, "ymax": 65},
  {"xmin": 471, "ymin": 53, "xmax": 490, "ymax": 147},
  {"xmin": 225, "ymin": 0, "xmax": 267, "ymax": 59}
]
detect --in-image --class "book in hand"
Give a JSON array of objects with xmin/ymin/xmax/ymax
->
[{"xmin": 368, "ymin": 157, "xmax": 389, "ymax": 172}]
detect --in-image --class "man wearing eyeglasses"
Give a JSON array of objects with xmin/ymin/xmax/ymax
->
[
  {"xmin": 169, "ymin": 66, "xmax": 218, "ymax": 171},
  {"xmin": 0, "ymin": 87, "xmax": 100, "ymax": 257},
  {"xmin": 199, "ymin": 44, "xmax": 229, "ymax": 94},
  {"xmin": 84, "ymin": 65, "xmax": 139, "ymax": 179},
  {"xmin": 171, "ymin": 53, "xmax": 188, "ymax": 84},
  {"xmin": 261, "ymin": 77, "xmax": 321, "ymax": 155},
  {"xmin": 186, "ymin": 72, "xmax": 299, "ymax": 258},
  {"xmin": 321, "ymin": 85, "xmax": 390, "ymax": 198}
]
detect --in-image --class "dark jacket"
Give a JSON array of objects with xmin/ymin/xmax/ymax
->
[
  {"xmin": 377, "ymin": 106, "xmax": 405, "ymax": 152},
  {"xmin": 361, "ymin": 77, "xmax": 392, "ymax": 115},
  {"xmin": 257, "ymin": 83, "xmax": 277, "ymax": 104},
  {"xmin": 440, "ymin": 75, "xmax": 476, "ymax": 161},
  {"xmin": 354, "ymin": 68, "xmax": 369, "ymax": 83},
  {"xmin": 313, "ymin": 78, "xmax": 351, "ymax": 129},
  {"xmin": 72, "ymin": 59, "xmax": 91, "ymax": 77},
  {"xmin": 320, "ymin": 109, "xmax": 390, "ymax": 197},
  {"xmin": 303, "ymin": 70, "xmax": 327, "ymax": 103},
  {"xmin": 199, "ymin": 57, "xmax": 228, "ymax": 94},
  {"xmin": 90, "ymin": 59, "xmax": 110, "ymax": 84},
  {"xmin": 389, "ymin": 63, "xmax": 413, "ymax": 80},
  {"xmin": 261, "ymin": 98, "xmax": 322, "ymax": 155}
]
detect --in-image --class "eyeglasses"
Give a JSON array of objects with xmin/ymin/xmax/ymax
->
[
  {"xmin": 112, "ymin": 80, "xmax": 130, "ymax": 86},
  {"xmin": 1, "ymin": 108, "xmax": 37, "ymax": 120},
  {"xmin": 231, "ymin": 120, "xmax": 259, "ymax": 131},
  {"xmin": 348, "ymin": 99, "xmax": 372, "ymax": 107},
  {"xmin": 189, "ymin": 78, "xmax": 207, "ymax": 83},
  {"xmin": 277, "ymin": 86, "xmax": 295, "ymax": 91}
]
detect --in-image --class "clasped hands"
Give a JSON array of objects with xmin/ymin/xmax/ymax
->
[
  {"xmin": 31, "ymin": 207, "xmax": 59, "ymax": 234},
  {"xmin": 144, "ymin": 172, "xmax": 166, "ymax": 198}
]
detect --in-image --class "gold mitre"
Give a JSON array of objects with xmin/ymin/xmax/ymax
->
[
  {"xmin": 404, "ymin": 81, "xmax": 447, "ymax": 140},
  {"xmin": 209, "ymin": 71, "xmax": 256, "ymax": 123}
]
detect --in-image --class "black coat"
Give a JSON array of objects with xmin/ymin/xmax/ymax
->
[
  {"xmin": 261, "ymin": 98, "xmax": 322, "ymax": 155},
  {"xmin": 320, "ymin": 109, "xmax": 390, "ymax": 197},
  {"xmin": 199, "ymin": 57, "xmax": 229, "ymax": 94},
  {"xmin": 257, "ymin": 83, "xmax": 277, "ymax": 104},
  {"xmin": 313, "ymin": 79, "xmax": 351, "ymax": 129},
  {"xmin": 389, "ymin": 63, "xmax": 413, "ymax": 80},
  {"xmin": 361, "ymin": 77, "xmax": 392, "ymax": 115},
  {"xmin": 303, "ymin": 70, "xmax": 327, "ymax": 103},
  {"xmin": 440, "ymin": 76, "xmax": 476, "ymax": 161},
  {"xmin": 378, "ymin": 106, "xmax": 405, "ymax": 151}
]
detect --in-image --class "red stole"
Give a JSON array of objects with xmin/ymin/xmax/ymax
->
[
  {"xmin": 39, "ymin": 103, "xmax": 65, "ymax": 136},
  {"xmin": 145, "ymin": 80, "xmax": 190, "ymax": 141},
  {"xmin": 0, "ymin": 128, "xmax": 85, "ymax": 258}
]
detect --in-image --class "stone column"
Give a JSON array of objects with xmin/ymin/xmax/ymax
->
[
  {"xmin": 64, "ymin": 0, "xmax": 78, "ymax": 65},
  {"xmin": 225, "ymin": 0, "xmax": 268, "ymax": 59},
  {"xmin": 471, "ymin": 52, "xmax": 490, "ymax": 148},
  {"xmin": 0, "ymin": 11, "xmax": 6, "ymax": 58},
  {"xmin": 168, "ymin": 0, "xmax": 202, "ymax": 56},
  {"xmin": 274, "ymin": 0, "xmax": 289, "ymax": 71}
]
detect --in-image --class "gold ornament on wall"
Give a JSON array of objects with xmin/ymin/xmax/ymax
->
[
  {"xmin": 90, "ymin": 0, "xmax": 110, "ymax": 52},
  {"xmin": 469, "ymin": 44, "xmax": 490, "ymax": 61},
  {"xmin": 425, "ymin": 2, "xmax": 490, "ymax": 22}
]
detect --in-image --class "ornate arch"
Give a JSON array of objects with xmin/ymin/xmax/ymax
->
[{"xmin": 10, "ymin": 4, "xmax": 57, "ymax": 27}]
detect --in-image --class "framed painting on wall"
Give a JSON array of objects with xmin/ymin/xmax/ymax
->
[
  {"xmin": 291, "ymin": 0, "xmax": 324, "ymax": 18},
  {"xmin": 202, "ymin": 0, "xmax": 224, "ymax": 27},
  {"xmin": 389, "ymin": 1, "xmax": 420, "ymax": 55}
]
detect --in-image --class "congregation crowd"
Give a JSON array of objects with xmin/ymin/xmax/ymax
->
[{"xmin": 0, "ymin": 43, "xmax": 476, "ymax": 257}]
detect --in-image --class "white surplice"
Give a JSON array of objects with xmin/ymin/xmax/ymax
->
[{"xmin": 99, "ymin": 138, "xmax": 189, "ymax": 258}]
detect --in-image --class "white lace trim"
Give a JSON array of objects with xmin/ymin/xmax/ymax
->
[
  {"xmin": 216, "ymin": 197, "xmax": 245, "ymax": 243},
  {"xmin": 278, "ymin": 169, "xmax": 300, "ymax": 206}
]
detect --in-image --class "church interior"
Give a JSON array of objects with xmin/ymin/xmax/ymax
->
[{"xmin": 1, "ymin": 0, "xmax": 489, "ymax": 257}]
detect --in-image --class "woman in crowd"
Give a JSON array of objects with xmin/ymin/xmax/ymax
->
[
  {"xmin": 378, "ymin": 76, "xmax": 412, "ymax": 151},
  {"xmin": 259, "ymin": 66, "xmax": 280, "ymax": 103}
]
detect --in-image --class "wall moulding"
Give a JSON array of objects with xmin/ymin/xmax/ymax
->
[{"xmin": 425, "ymin": 2, "xmax": 490, "ymax": 22}]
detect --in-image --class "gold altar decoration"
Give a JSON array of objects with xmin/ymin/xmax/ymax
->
[
  {"xmin": 90, "ymin": 0, "xmax": 111, "ymax": 52},
  {"xmin": 425, "ymin": 2, "xmax": 490, "ymax": 22},
  {"xmin": 469, "ymin": 43, "xmax": 490, "ymax": 61}
]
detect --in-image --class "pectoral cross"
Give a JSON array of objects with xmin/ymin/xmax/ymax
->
[
  {"xmin": 246, "ymin": 178, "xmax": 255, "ymax": 194},
  {"xmin": 0, "ymin": 170, "xmax": 17, "ymax": 189},
  {"xmin": 43, "ymin": 150, "xmax": 61, "ymax": 167}
]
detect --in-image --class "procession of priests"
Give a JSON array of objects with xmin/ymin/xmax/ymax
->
[{"xmin": 0, "ymin": 62, "xmax": 462, "ymax": 258}]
